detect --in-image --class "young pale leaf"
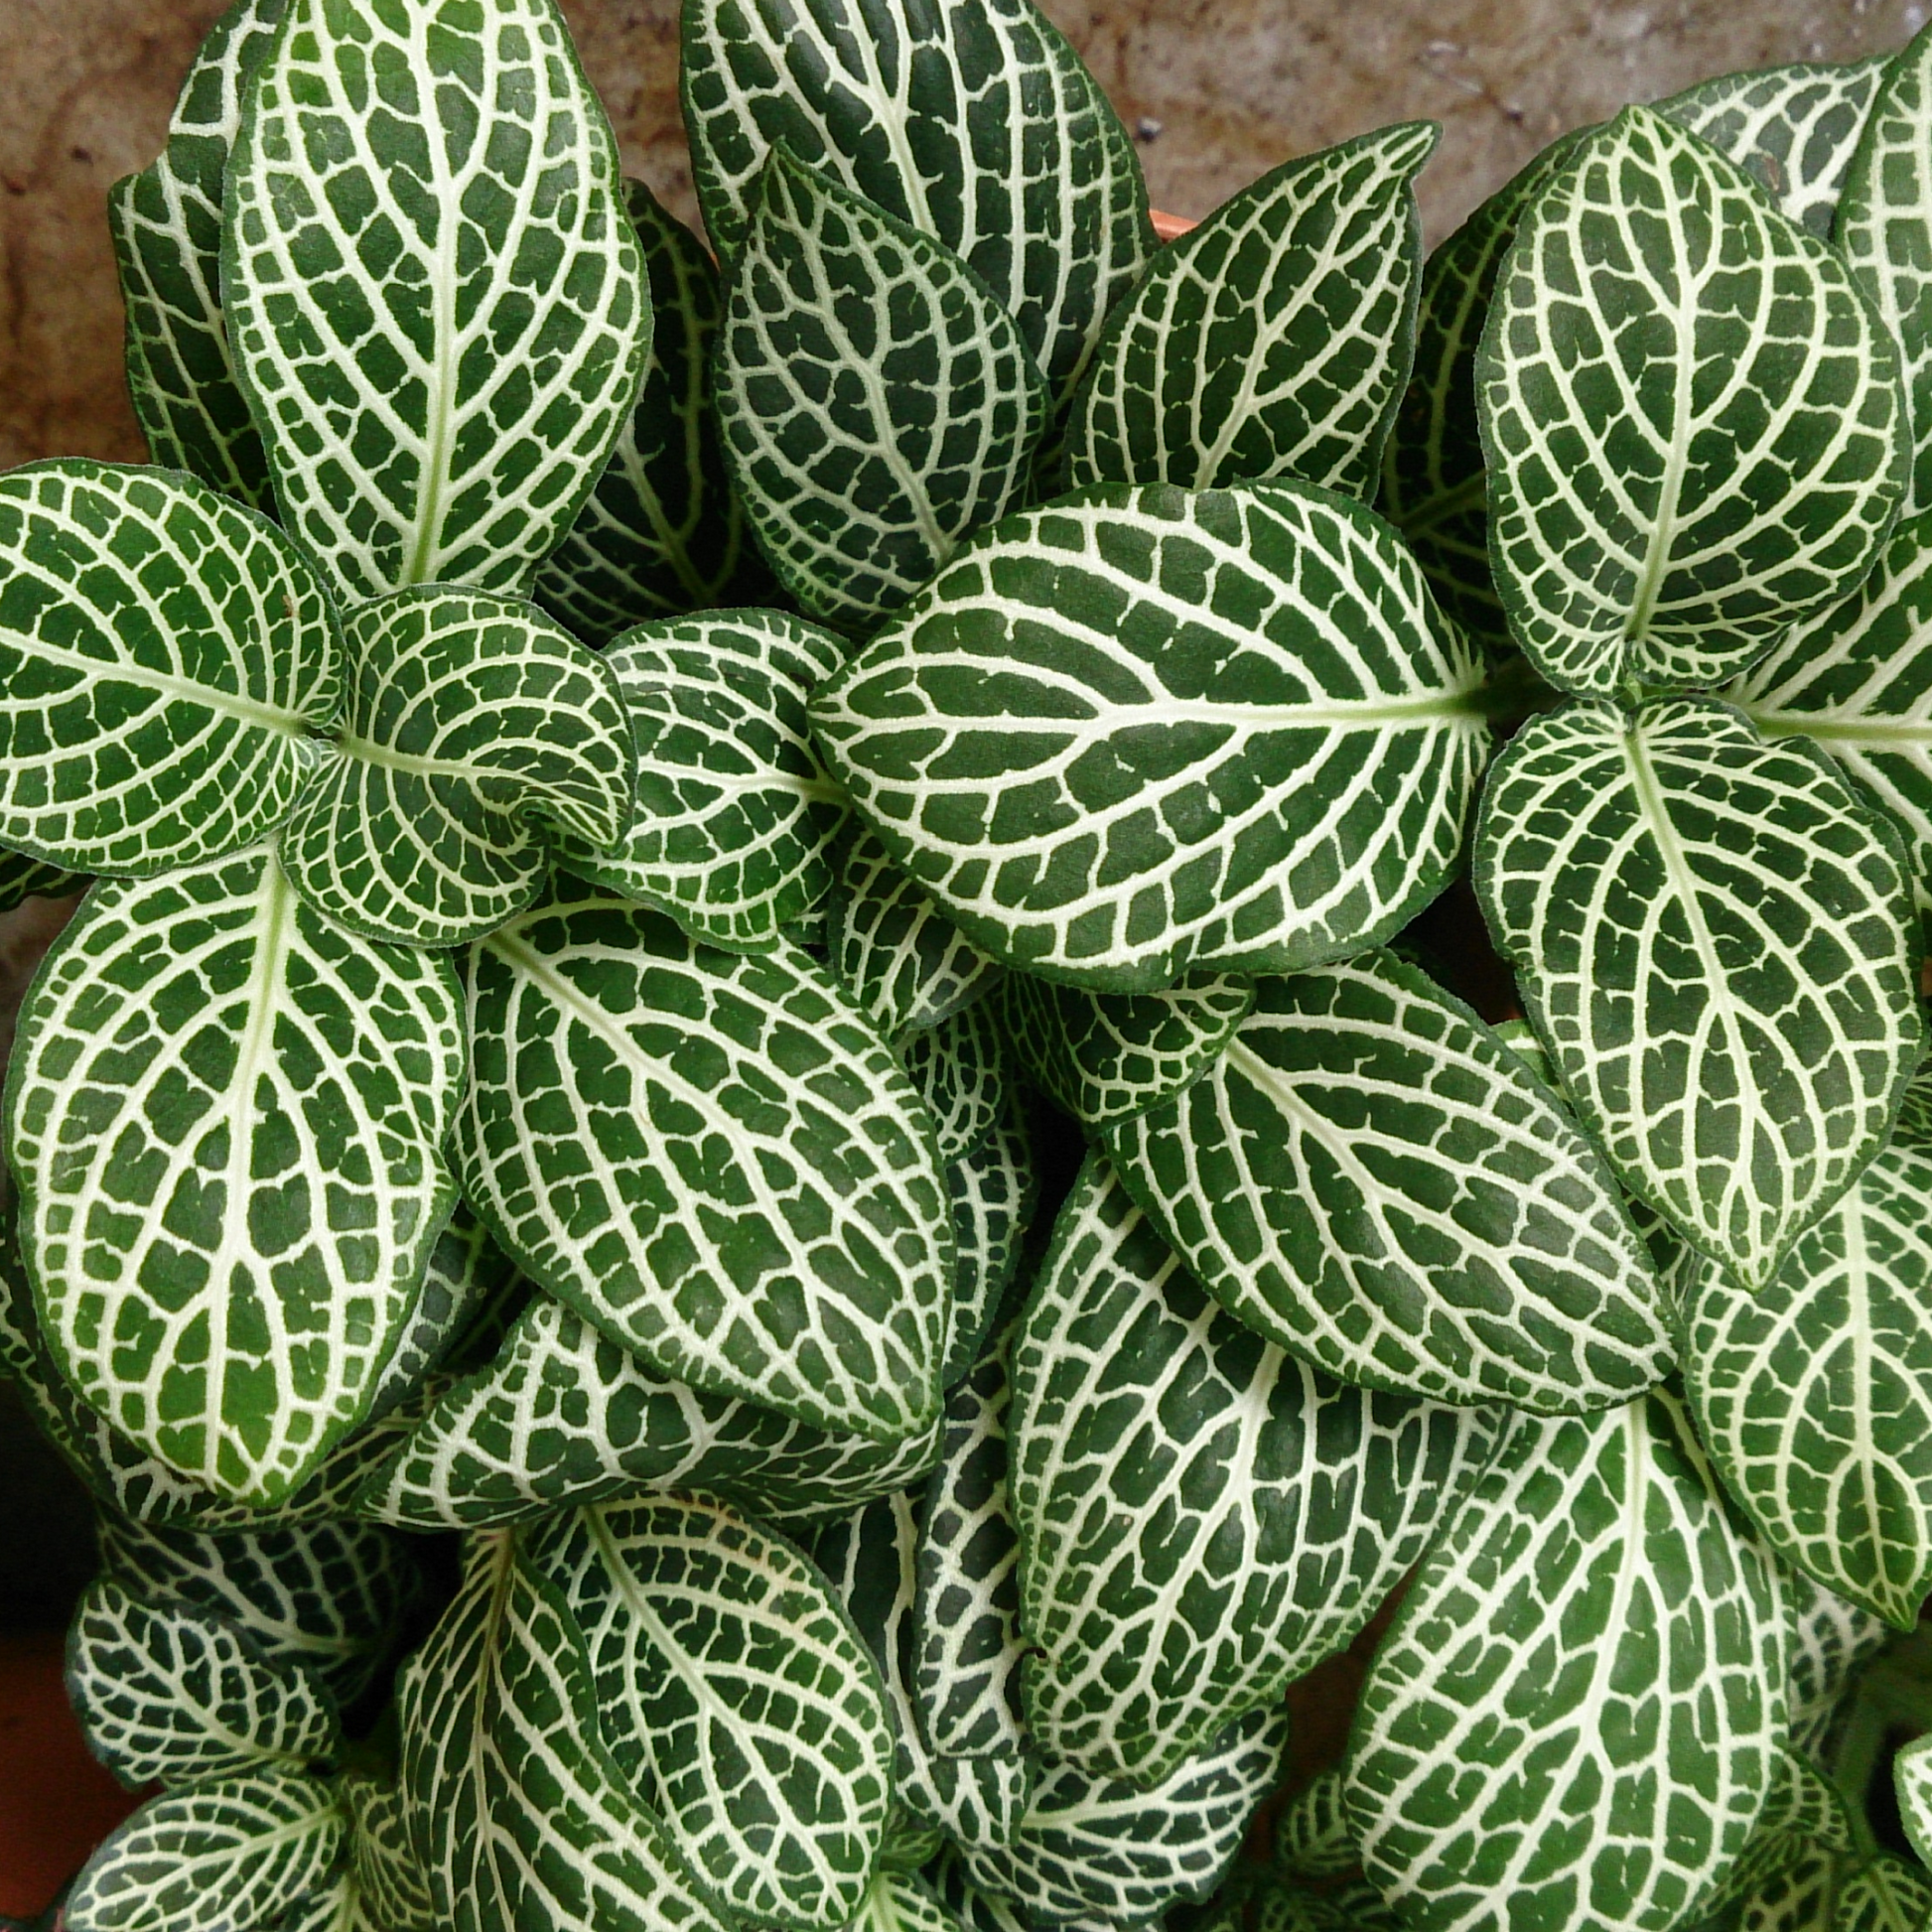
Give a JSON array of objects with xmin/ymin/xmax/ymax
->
[
  {"xmin": 1063, "ymin": 123, "xmax": 1436, "ymax": 499},
  {"xmin": 535, "ymin": 180, "xmax": 765, "ymax": 639},
  {"xmin": 936, "ymin": 1103, "xmax": 1035, "ymax": 1391},
  {"xmin": 1480, "ymin": 104, "xmax": 1906, "ymax": 697},
  {"xmin": 901, "ymin": 999, "xmax": 1008, "ymax": 1167},
  {"xmin": 339, "ymin": 1772, "xmax": 432, "ymax": 1932},
  {"xmin": 1103, "ymin": 952, "xmax": 1669, "ymax": 1411},
  {"xmin": 0, "ymin": 462, "xmax": 337, "ymax": 876},
  {"xmin": 716, "ymin": 148, "xmax": 1047, "ymax": 633},
  {"xmin": 108, "ymin": 0, "xmax": 282, "ymax": 508},
  {"xmin": 224, "ymin": 0, "xmax": 648, "ymax": 603},
  {"xmin": 398, "ymin": 1536, "xmax": 730, "ymax": 1932},
  {"xmin": 811, "ymin": 482, "xmax": 1492, "ymax": 992},
  {"xmin": 1681, "ymin": 1138, "xmax": 1932, "ymax": 1628},
  {"xmin": 680, "ymin": 0, "xmax": 1150, "ymax": 398},
  {"xmin": 1012, "ymin": 1154, "xmax": 1498, "ymax": 1783},
  {"xmin": 1000, "ymin": 970, "xmax": 1254, "ymax": 1129},
  {"xmin": 1729, "ymin": 510, "xmax": 1932, "ymax": 941},
  {"xmin": 1346, "ymin": 1390, "xmax": 1788, "ymax": 1932},
  {"xmin": 1841, "ymin": 26, "xmax": 1932, "ymax": 514},
  {"xmin": 1835, "ymin": 1858, "xmax": 1932, "ymax": 1932},
  {"xmin": 67, "ymin": 1769, "xmax": 344, "ymax": 1932},
  {"xmin": 550, "ymin": 609, "xmax": 848, "ymax": 953},
  {"xmin": 277, "ymin": 590, "xmax": 632, "ymax": 947},
  {"xmin": 525, "ymin": 1495, "xmax": 894, "ymax": 1930},
  {"xmin": 1276, "ymin": 1771, "xmax": 1357, "ymax": 1881},
  {"xmin": 456, "ymin": 888, "xmax": 950, "ymax": 1443},
  {"xmin": 957, "ymin": 1706, "xmax": 1288, "ymax": 1923},
  {"xmin": 0, "ymin": 850, "xmax": 78, "ymax": 914},
  {"xmin": 833, "ymin": 826, "xmax": 1005, "ymax": 1041},
  {"xmin": 849, "ymin": 1871, "xmax": 968, "ymax": 1932},
  {"xmin": 68, "ymin": 1578, "xmax": 339, "ymax": 1790},
  {"xmin": 7, "ymin": 849, "xmax": 463, "ymax": 1504},
  {"xmin": 354, "ymin": 1290, "xmax": 941, "ymax": 1530},
  {"xmin": 1657, "ymin": 58, "xmax": 1886, "ymax": 239},
  {"xmin": 1474, "ymin": 697, "xmax": 1923, "ymax": 1290}
]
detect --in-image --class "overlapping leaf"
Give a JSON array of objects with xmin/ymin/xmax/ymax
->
[
  {"xmin": 7, "ymin": 848, "xmax": 463, "ymax": 1503},
  {"xmin": 811, "ymin": 482, "xmax": 1492, "ymax": 991},
  {"xmin": 526, "ymin": 1496, "xmax": 894, "ymax": 1929},
  {"xmin": 1346, "ymin": 1390, "xmax": 1787, "ymax": 1932},
  {"xmin": 1063, "ymin": 123, "xmax": 1435, "ymax": 498},
  {"xmin": 902, "ymin": 999, "xmax": 1008, "ymax": 1167},
  {"xmin": 848, "ymin": 1871, "xmax": 969, "ymax": 1932},
  {"xmin": 339, "ymin": 1772, "xmax": 433, "ymax": 1932},
  {"xmin": 1837, "ymin": 1858, "xmax": 1932, "ymax": 1931},
  {"xmin": 0, "ymin": 850, "xmax": 79, "ymax": 913},
  {"xmin": 1782, "ymin": 1565, "xmax": 1890, "ymax": 1757},
  {"xmin": 535, "ymin": 180, "xmax": 765, "ymax": 639},
  {"xmin": 0, "ymin": 462, "xmax": 337, "ymax": 876},
  {"xmin": 936, "ymin": 1104, "xmax": 1035, "ymax": 1391},
  {"xmin": 1012, "ymin": 1155, "xmax": 1497, "ymax": 1782},
  {"xmin": 681, "ymin": 0, "xmax": 1151, "ymax": 396},
  {"xmin": 1276, "ymin": 1770, "xmax": 1357, "ymax": 1881},
  {"xmin": 456, "ymin": 888, "xmax": 950, "ymax": 1442},
  {"xmin": 1103, "ymin": 951, "xmax": 1669, "ymax": 1410},
  {"xmin": 552, "ymin": 609, "xmax": 848, "ymax": 952},
  {"xmin": 1480, "ymin": 104, "xmax": 1906, "ymax": 696},
  {"xmin": 1474, "ymin": 697, "xmax": 1923, "ymax": 1289},
  {"xmin": 223, "ymin": 0, "xmax": 649, "ymax": 601},
  {"xmin": 277, "ymin": 590, "xmax": 632, "ymax": 947},
  {"xmin": 716, "ymin": 148, "xmax": 1047, "ymax": 632}
]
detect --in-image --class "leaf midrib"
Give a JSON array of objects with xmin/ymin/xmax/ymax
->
[{"xmin": 10, "ymin": 629, "xmax": 312, "ymax": 739}]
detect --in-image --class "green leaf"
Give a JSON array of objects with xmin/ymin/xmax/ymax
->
[
  {"xmin": 1682, "ymin": 1137, "xmax": 1932, "ymax": 1627},
  {"xmin": 1345, "ymin": 1390, "xmax": 1788, "ymax": 1932},
  {"xmin": 223, "ymin": 0, "xmax": 649, "ymax": 602},
  {"xmin": 832, "ymin": 825, "xmax": 1005, "ymax": 1042},
  {"xmin": 0, "ymin": 461, "xmax": 338, "ymax": 876},
  {"xmin": 0, "ymin": 850, "xmax": 79, "ymax": 914},
  {"xmin": 534, "ymin": 180, "xmax": 767, "ymax": 639},
  {"xmin": 353, "ymin": 1289, "xmax": 941, "ymax": 1529},
  {"xmin": 1103, "ymin": 952, "xmax": 1669, "ymax": 1411},
  {"xmin": 1783, "ymin": 1566, "xmax": 1890, "ymax": 1757},
  {"xmin": 1694, "ymin": 1747, "xmax": 1859, "ymax": 1926},
  {"xmin": 108, "ymin": 0, "xmax": 283, "ymax": 509},
  {"xmin": 1275, "ymin": 1770, "xmax": 1357, "ymax": 1881},
  {"xmin": 1897, "ymin": 1734, "xmax": 1932, "ymax": 1870},
  {"xmin": 1833, "ymin": 1857, "xmax": 1932, "ymax": 1932},
  {"xmin": 1656, "ymin": 58, "xmax": 1886, "ymax": 240},
  {"xmin": 276, "ymin": 589, "xmax": 632, "ymax": 947},
  {"xmin": 1727, "ymin": 1846, "xmax": 1842, "ymax": 1932},
  {"xmin": 680, "ymin": 0, "xmax": 1151, "ymax": 398},
  {"xmin": 525, "ymin": 1495, "xmax": 895, "ymax": 1930},
  {"xmin": 338, "ymin": 1771, "xmax": 432, "ymax": 1932},
  {"xmin": 1840, "ymin": 26, "xmax": 1932, "ymax": 515},
  {"xmin": 999, "ymin": 969, "xmax": 1254, "ymax": 1129},
  {"xmin": 936, "ymin": 1101, "xmax": 1035, "ymax": 1391},
  {"xmin": 1012, "ymin": 1153, "xmax": 1499, "ymax": 1782},
  {"xmin": 67, "ymin": 1769, "xmax": 344, "ymax": 1932},
  {"xmin": 399, "ymin": 1535, "xmax": 730, "ymax": 1932},
  {"xmin": 1063, "ymin": 123, "xmax": 1437, "ymax": 499},
  {"xmin": 7, "ymin": 848, "xmax": 464, "ymax": 1504},
  {"xmin": 901, "ymin": 998, "xmax": 1008, "ymax": 1167},
  {"xmin": 1729, "ymin": 508, "xmax": 1932, "ymax": 943},
  {"xmin": 715, "ymin": 147, "xmax": 1047, "ymax": 633},
  {"xmin": 1480, "ymin": 104, "xmax": 1907, "ymax": 697},
  {"xmin": 1474, "ymin": 696, "xmax": 1924, "ymax": 1289},
  {"xmin": 550, "ymin": 609, "xmax": 849, "ymax": 953},
  {"xmin": 68, "ymin": 1577, "xmax": 340, "ymax": 1790},
  {"xmin": 954, "ymin": 1706, "xmax": 1288, "ymax": 1923},
  {"xmin": 455, "ymin": 888, "xmax": 951, "ymax": 1444},
  {"xmin": 1377, "ymin": 135, "xmax": 1586, "ymax": 653},
  {"xmin": 810, "ymin": 482, "xmax": 1492, "ymax": 992},
  {"xmin": 848, "ymin": 1871, "xmax": 969, "ymax": 1932}
]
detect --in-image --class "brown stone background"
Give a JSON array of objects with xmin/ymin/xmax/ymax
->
[{"xmin": 1, "ymin": 0, "xmax": 1926, "ymax": 476}]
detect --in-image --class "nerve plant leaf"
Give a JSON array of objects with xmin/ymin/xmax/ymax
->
[
  {"xmin": 0, "ymin": 850, "xmax": 79, "ymax": 914},
  {"xmin": 1474, "ymin": 698, "xmax": 1923, "ymax": 1290},
  {"xmin": 550, "ymin": 608, "xmax": 849, "ymax": 953},
  {"xmin": 810, "ymin": 482, "xmax": 1492, "ymax": 992},
  {"xmin": 277, "ymin": 589, "xmax": 632, "ymax": 947},
  {"xmin": 339, "ymin": 1771, "xmax": 432, "ymax": 1932},
  {"xmin": 0, "ymin": 462, "xmax": 337, "ymax": 877},
  {"xmin": 846, "ymin": 1871, "xmax": 968, "ymax": 1932},
  {"xmin": 1011, "ymin": 1155, "xmax": 1498, "ymax": 1784},
  {"xmin": 535, "ymin": 180, "xmax": 766, "ymax": 640},
  {"xmin": 68, "ymin": 1578, "xmax": 340, "ymax": 1790},
  {"xmin": 1063, "ymin": 122, "xmax": 1437, "ymax": 498},
  {"xmin": 1345, "ymin": 1390, "xmax": 1788, "ymax": 1932},
  {"xmin": 7, "ymin": 848, "xmax": 464, "ymax": 1505},
  {"xmin": 936, "ymin": 1103, "xmax": 1035, "ymax": 1391},
  {"xmin": 1782, "ymin": 1564, "xmax": 1890, "ymax": 1758},
  {"xmin": 1480, "ymin": 104, "xmax": 1907, "ymax": 697},
  {"xmin": 901, "ymin": 997, "xmax": 1008, "ymax": 1166},
  {"xmin": 680, "ymin": 0, "xmax": 1152, "ymax": 397},
  {"xmin": 716, "ymin": 147, "xmax": 1047, "ymax": 633},
  {"xmin": 1276, "ymin": 1770, "xmax": 1358, "ymax": 1880},
  {"xmin": 455, "ymin": 888, "xmax": 951, "ymax": 1444},
  {"xmin": 66, "ymin": 1769, "xmax": 345, "ymax": 1932},
  {"xmin": 109, "ymin": 0, "xmax": 283, "ymax": 509},
  {"xmin": 223, "ymin": 0, "xmax": 649, "ymax": 602},
  {"xmin": 1895, "ymin": 1733, "xmax": 1932, "ymax": 1868},
  {"xmin": 1681, "ymin": 1136, "xmax": 1932, "ymax": 1628},
  {"xmin": 1102, "ymin": 953, "xmax": 1669, "ymax": 1412},
  {"xmin": 1836, "ymin": 1858, "xmax": 1932, "ymax": 1932},
  {"xmin": 526, "ymin": 1495, "xmax": 895, "ymax": 1930}
]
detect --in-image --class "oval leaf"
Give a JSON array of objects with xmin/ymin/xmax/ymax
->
[
  {"xmin": 901, "ymin": 999, "xmax": 1008, "ymax": 1168},
  {"xmin": 810, "ymin": 482, "xmax": 1492, "ymax": 992},
  {"xmin": 936, "ymin": 1102, "xmax": 1035, "ymax": 1391}
]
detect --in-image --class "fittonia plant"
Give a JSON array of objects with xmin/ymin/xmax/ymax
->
[{"xmin": 13, "ymin": 0, "xmax": 1932, "ymax": 1927}]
